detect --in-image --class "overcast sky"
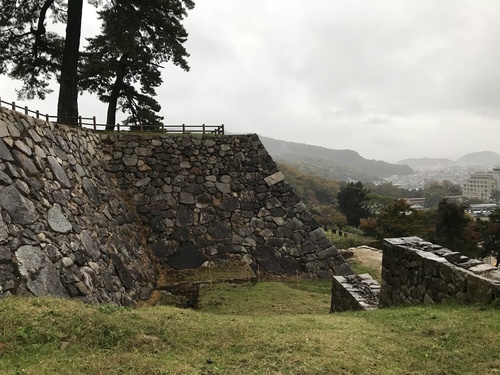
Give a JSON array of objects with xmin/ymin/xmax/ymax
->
[{"xmin": 2, "ymin": 0, "xmax": 500, "ymax": 163}]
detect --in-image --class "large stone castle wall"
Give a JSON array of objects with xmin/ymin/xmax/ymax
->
[
  {"xmin": 100, "ymin": 133, "xmax": 352, "ymax": 279},
  {"xmin": 0, "ymin": 106, "xmax": 353, "ymax": 305},
  {"xmin": 0, "ymin": 107, "xmax": 158, "ymax": 306}
]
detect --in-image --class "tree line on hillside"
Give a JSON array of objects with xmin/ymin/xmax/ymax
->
[
  {"xmin": 359, "ymin": 197, "xmax": 500, "ymax": 264},
  {"xmin": 280, "ymin": 162, "xmax": 465, "ymax": 224},
  {"xmin": 279, "ymin": 163, "xmax": 499, "ymax": 262},
  {"xmin": 270, "ymin": 153, "xmax": 413, "ymax": 182},
  {"xmin": 337, "ymin": 181, "xmax": 499, "ymax": 261},
  {"xmin": 0, "ymin": 0, "xmax": 194, "ymax": 129}
]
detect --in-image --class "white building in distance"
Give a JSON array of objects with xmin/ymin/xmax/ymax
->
[{"xmin": 462, "ymin": 167, "xmax": 500, "ymax": 201}]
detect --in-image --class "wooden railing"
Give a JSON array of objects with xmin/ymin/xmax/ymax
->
[{"xmin": 0, "ymin": 97, "xmax": 224, "ymax": 135}]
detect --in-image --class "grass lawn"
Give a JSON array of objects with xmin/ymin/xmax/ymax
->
[{"xmin": 0, "ymin": 280, "xmax": 499, "ymax": 374}]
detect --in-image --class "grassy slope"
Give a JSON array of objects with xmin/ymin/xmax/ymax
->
[{"xmin": 0, "ymin": 281, "xmax": 499, "ymax": 375}]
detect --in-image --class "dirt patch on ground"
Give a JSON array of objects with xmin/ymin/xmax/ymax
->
[
  {"xmin": 342, "ymin": 246, "xmax": 383, "ymax": 280},
  {"xmin": 352, "ymin": 247, "xmax": 383, "ymax": 272}
]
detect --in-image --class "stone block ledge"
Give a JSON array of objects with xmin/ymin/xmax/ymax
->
[{"xmin": 330, "ymin": 273, "xmax": 380, "ymax": 312}]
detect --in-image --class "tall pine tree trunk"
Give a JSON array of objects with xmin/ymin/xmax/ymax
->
[
  {"xmin": 105, "ymin": 54, "xmax": 129, "ymax": 131},
  {"xmin": 106, "ymin": 84, "xmax": 121, "ymax": 131},
  {"xmin": 57, "ymin": 0, "xmax": 83, "ymax": 125}
]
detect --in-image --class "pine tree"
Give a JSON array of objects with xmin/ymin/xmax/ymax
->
[
  {"xmin": 0, "ymin": 0, "xmax": 194, "ymax": 127},
  {"xmin": 0, "ymin": 0, "xmax": 82, "ymax": 123},
  {"xmin": 79, "ymin": 0, "xmax": 194, "ymax": 130},
  {"xmin": 337, "ymin": 181, "xmax": 371, "ymax": 227}
]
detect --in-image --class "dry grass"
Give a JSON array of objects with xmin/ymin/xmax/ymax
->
[
  {"xmin": 156, "ymin": 262, "xmax": 256, "ymax": 287},
  {"xmin": 346, "ymin": 246, "xmax": 383, "ymax": 282}
]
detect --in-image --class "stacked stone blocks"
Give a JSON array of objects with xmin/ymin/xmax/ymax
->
[
  {"xmin": 0, "ymin": 107, "xmax": 158, "ymax": 305},
  {"xmin": 101, "ymin": 133, "xmax": 353, "ymax": 279},
  {"xmin": 0, "ymin": 106, "xmax": 354, "ymax": 305},
  {"xmin": 331, "ymin": 273, "xmax": 380, "ymax": 312},
  {"xmin": 381, "ymin": 237, "xmax": 500, "ymax": 306}
]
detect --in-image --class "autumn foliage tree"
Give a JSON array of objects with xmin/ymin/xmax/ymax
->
[{"xmin": 360, "ymin": 199, "xmax": 427, "ymax": 239}]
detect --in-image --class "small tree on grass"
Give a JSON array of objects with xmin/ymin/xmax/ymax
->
[
  {"xmin": 337, "ymin": 181, "xmax": 371, "ymax": 227},
  {"xmin": 434, "ymin": 199, "xmax": 480, "ymax": 258},
  {"xmin": 312, "ymin": 206, "xmax": 347, "ymax": 230}
]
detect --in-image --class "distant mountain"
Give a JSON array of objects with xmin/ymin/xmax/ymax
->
[
  {"xmin": 455, "ymin": 151, "xmax": 500, "ymax": 166},
  {"xmin": 397, "ymin": 157, "xmax": 455, "ymax": 170},
  {"xmin": 396, "ymin": 151, "xmax": 500, "ymax": 169},
  {"xmin": 259, "ymin": 135, "xmax": 414, "ymax": 182}
]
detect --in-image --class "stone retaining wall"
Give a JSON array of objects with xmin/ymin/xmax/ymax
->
[
  {"xmin": 100, "ymin": 133, "xmax": 353, "ymax": 279},
  {"xmin": 0, "ymin": 107, "xmax": 158, "ymax": 306},
  {"xmin": 0, "ymin": 106, "xmax": 354, "ymax": 305},
  {"xmin": 381, "ymin": 237, "xmax": 500, "ymax": 306}
]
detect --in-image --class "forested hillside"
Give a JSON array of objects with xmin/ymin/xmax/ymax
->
[
  {"xmin": 278, "ymin": 163, "xmax": 486, "ymax": 259},
  {"xmin": 261, "ymin": 135, "xmax": 414, "ymax": 181}
]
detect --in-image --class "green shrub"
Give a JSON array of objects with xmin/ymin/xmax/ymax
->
[{"xmin": 341, "ymin": 226, "xmax": 366, "ymax": 236}]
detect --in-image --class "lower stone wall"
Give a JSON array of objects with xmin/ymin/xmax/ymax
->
[
  {"xmin": 331, "ymin": 274, "xmax": 380, "ymax": 312},
  {"xmin": 380, "ymin": 237, "xmax": 500, "ymax": 307}
]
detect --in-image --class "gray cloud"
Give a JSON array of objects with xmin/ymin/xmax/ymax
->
[{"xmin": 2, "ymin": 0, "xmax": 500, "ymax": 162}]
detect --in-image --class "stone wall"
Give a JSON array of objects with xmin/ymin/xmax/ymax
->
[
  {"xmin": 380, "ymin": 237, "xmax": 500, "ymax": 306},
  {"xmin": 331, "ymin": 274, "xmax": 380, "ymax": 312},
  {"xmin": 0, "ymin": 107, "xmax": 158, "ymax": 306},
  {"xmin": 100, "ymin": 133, "xmax": 353, "ymax": 279},
  {"xmin": 0, "ymin": 105, "xmax": 354, "ymax": 305}
]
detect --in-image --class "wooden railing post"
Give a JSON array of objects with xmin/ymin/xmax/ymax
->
[
  {"xmin": 24, "ymin": 106, "xmax": 28, "ymax": 115},
  {"xmin": 11, "ymin": 102, "xmax": 15, "ymax": 111},
  {"xmin": 36, "ymin": 110, "xmax": 39, "ymax": 119},
  {"xmin": 202, "ymin": 124, "xmax": 206, "ymax": 134},
  {"xmin": 78, "ymin": 115, "xmax": 82, "ymax": 127},
  {"xmin": 221, "ymin": 124, "xmax": 224, "ymax": 134},
  {"xmin": 93, "ymin": 116, "xmax": 96, "ymax": 131},
  {"xmin": 182, "ymin": 123, "xmax": 185, "ymax": 133}
]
